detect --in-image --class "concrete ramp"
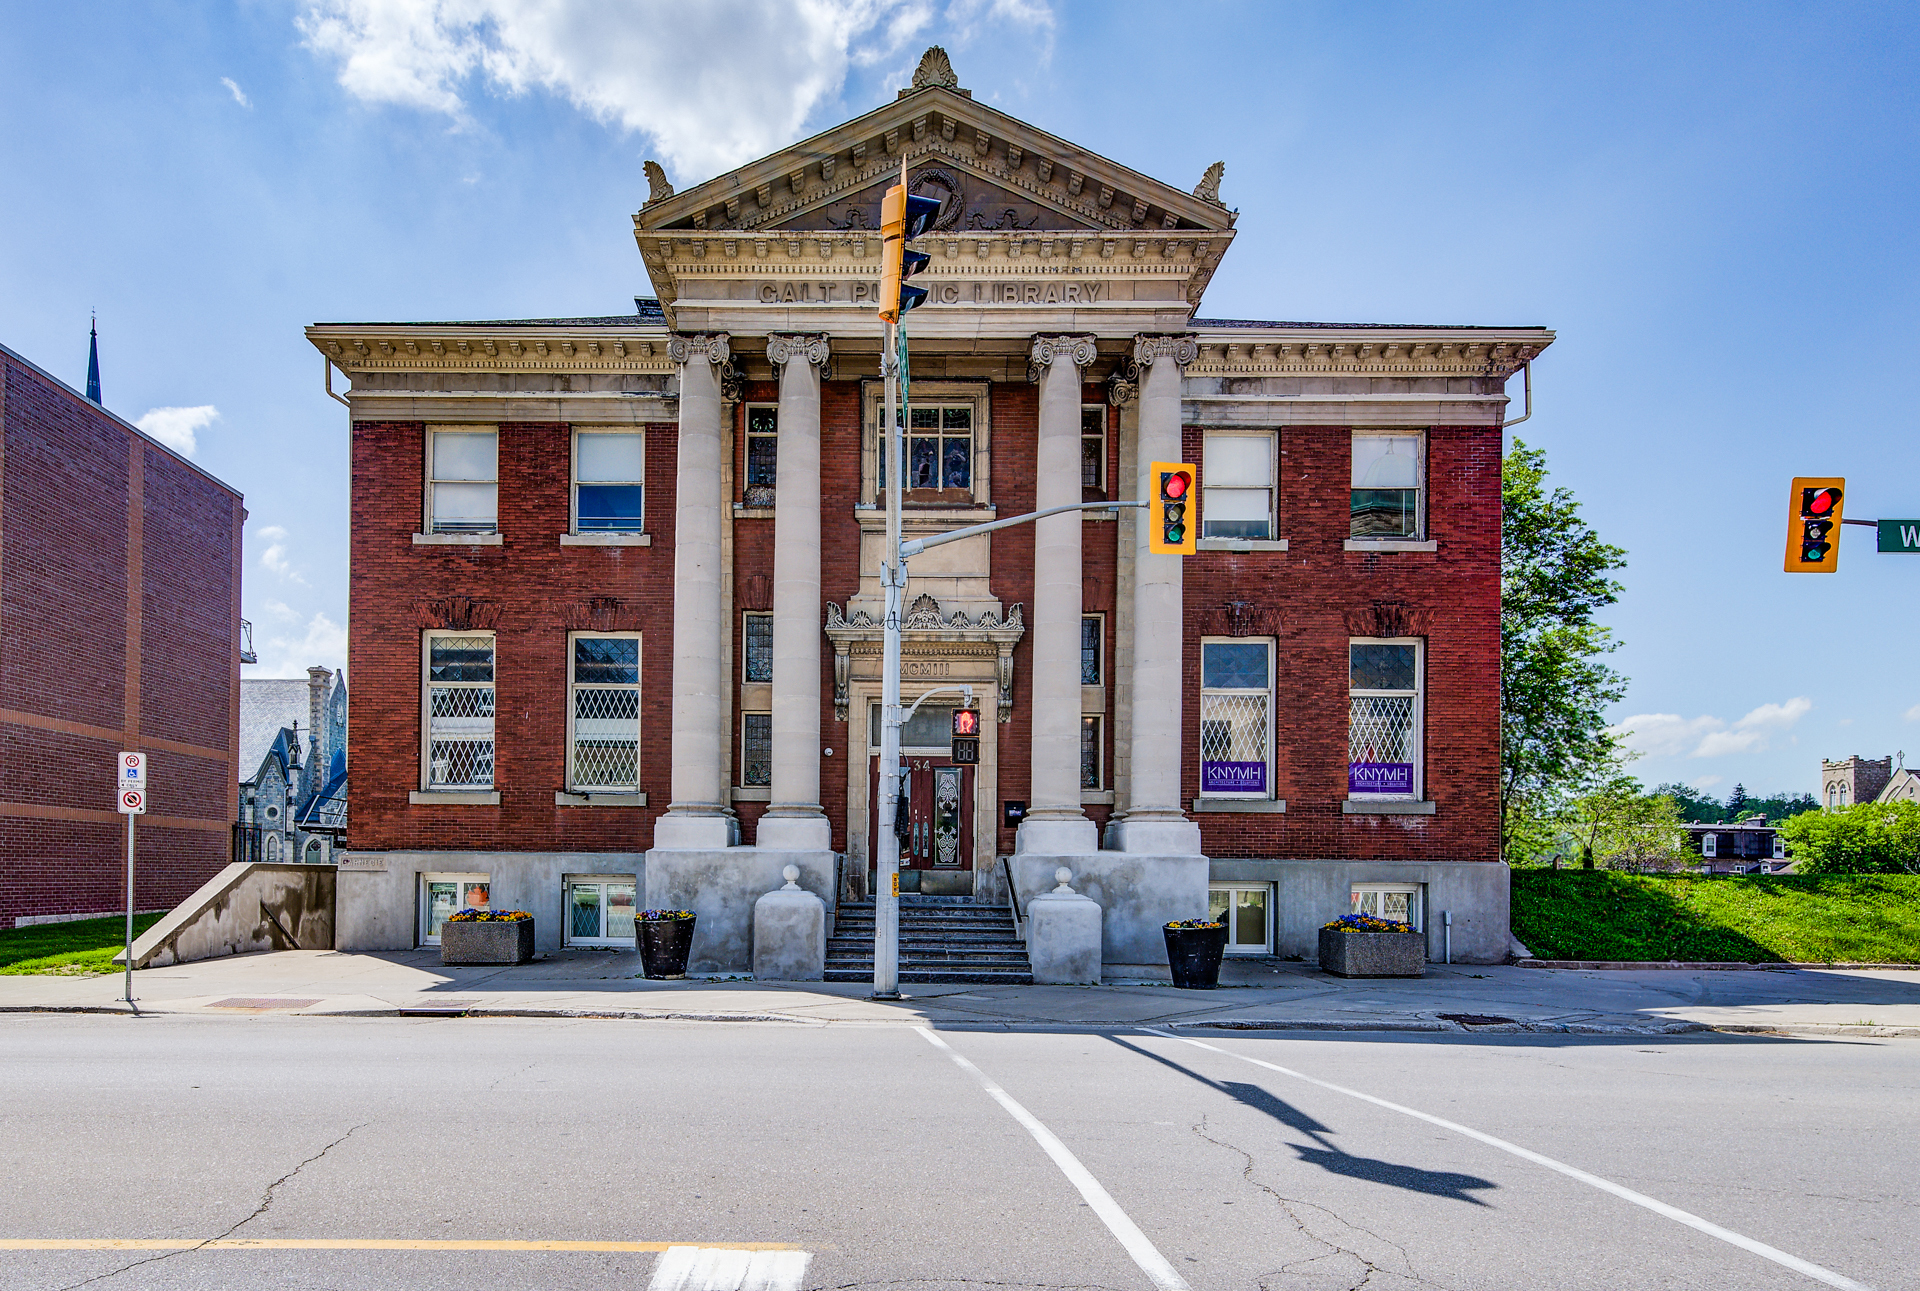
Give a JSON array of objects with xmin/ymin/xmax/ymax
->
[{"xmin": 118, "ymin": 863, "xmax": 335, "ymax": 969}]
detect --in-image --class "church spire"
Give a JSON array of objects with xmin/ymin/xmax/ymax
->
[{"xmin": 85, "ymin": 314, "xmax": 101, "ymax": 404}]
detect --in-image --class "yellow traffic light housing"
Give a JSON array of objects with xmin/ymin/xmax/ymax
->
[
  {"xmin": 1148, "ymin": 461, "xmax": 1198, "ymax": 554},
  {"xmin": 878, "ymin": 184, "xmax": 939, "ymax": 323},
  {"xmin": 1784, "ymin": 476, "xmax": 1845, "ymax": 573}
]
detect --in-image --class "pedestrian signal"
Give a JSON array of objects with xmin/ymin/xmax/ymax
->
[
  {"xmin": 878, "ymin": 185, "xmax": 941, "ymax": 323},
  {"xmin": 950, "ymin": 707, "xmax": 980, "ymax": 765},
  {"xmin": 1148, "ymin": 461, "xmax": 1198, "ymax": 555},
  {"xmin": 1784, "ymin": 476, "xmax": 1845, "ymax": 573}
]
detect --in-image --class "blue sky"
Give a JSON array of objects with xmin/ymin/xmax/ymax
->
[{"xmin": 2, "ymin": 1, "xmax": 1915, "ymax": 801}]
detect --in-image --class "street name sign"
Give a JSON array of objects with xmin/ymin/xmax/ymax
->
[{"xmin": 1878, "ymin": 520, "xmax": 1920, "ymax": 553}]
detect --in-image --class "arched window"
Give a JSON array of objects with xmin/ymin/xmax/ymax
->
[
  {"xmin": 304, "ymin": 838, "xmax": 325, "ymax": 864},
  {"xmin": 265, "ymin": 834, "xmax": 282, "ymax": 862},
  {"xmin": 1839, "ymin": 785, "xmax": 1849, "ymax": 807}
]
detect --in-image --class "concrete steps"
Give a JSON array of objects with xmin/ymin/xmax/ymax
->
[{"xmin": 824, "ymin": 897, "xmax": 1032, "ymax": 984}]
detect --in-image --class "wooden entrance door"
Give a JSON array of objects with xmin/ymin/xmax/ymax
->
[{"xmin": 870, "ymin": 756, "xmax": 975, "ymax": 872}]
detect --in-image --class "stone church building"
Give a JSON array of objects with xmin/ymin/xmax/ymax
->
[{"xmin": 312, "ymin": 50, "xmax": 1548, "ymax": 971}]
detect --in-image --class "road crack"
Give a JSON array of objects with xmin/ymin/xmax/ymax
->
[{"xmin": 51, "ymin": 1123, "xmax": 365, "ymax": 1290}]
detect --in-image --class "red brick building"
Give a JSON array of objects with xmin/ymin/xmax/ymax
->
[
  {"xmin": 0, "ymin": 340, "xmax": 245, "ymax": 928},
  {"xmin": 313, "ymin": 51, "xmax": 1547, "ymax": 968}
]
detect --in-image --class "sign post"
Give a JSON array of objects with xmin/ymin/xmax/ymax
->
[{"xmin": 116, "ymin": 752, "xmax": 147, "ymax": 1009}]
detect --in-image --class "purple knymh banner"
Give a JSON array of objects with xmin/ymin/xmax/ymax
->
[
  {"xmin": 1202, "ymin": 760, "xmax": 1266, "ymax": 795},
  {"xmin": 1349, "ymin": 762, "xmax": 1414, "ymax": 795}
]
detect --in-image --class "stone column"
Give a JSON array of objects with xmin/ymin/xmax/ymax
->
[
  {"xmin": 1111, "ymin": 333, "xmax": 1203, "ymax": 855},
  {"xmin": 654, "ymin": 333, "xmax": 733, "ymax": 850},
  {"xmin": 759, "ymin": 333, "xmax": 832, "ymax": 851},
  {"xmin": 1016, "ymin": 333, "xmax": 1100, "ymax": 856}
]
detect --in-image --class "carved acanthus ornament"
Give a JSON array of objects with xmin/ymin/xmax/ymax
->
[
  {"xmin": 1106, "ymin": 360, "xmax": 1139, "ymax": 407},
  {"xmin": 906, "ymin": 45, "xmax": 964, "ymax": 95},
  {"xmin": 1192, "ymin": 161, "xmax": 1226, "ymax": 206},
  {"xmin": 765, "ymin": 333, "xmax": 832, "ymax": 368},
  {"xmin": 1133, "ymin": 333, "xmax": 1200, "ymax": 369},
  {"xmin": 824, "ymin": 598, "xmax": 1025, "ymax": 722},
  {"xmin": 643, "ymin": 161, "xmax": 675, "ymax": 206},
  {"xmin": 667, "ymin": 333, "xmax": 731, "ymax": 368}
]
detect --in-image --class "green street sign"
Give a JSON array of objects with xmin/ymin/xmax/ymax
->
[{"xmin": 1879, "ymin": 520, "xmax": 1920, "ymax": 553}]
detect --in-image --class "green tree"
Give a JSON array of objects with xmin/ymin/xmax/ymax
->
[
  {"xmin": 1779, "ymin": 802, "xmax": 1920, "ymax": 874},
  {"xmin": 1564, "ymin": 776, "xmax": 1689, "ymax": 872},
  {"xmin": 1501, "ymin": 441, "xmax": 1629, "ymax": 859},
  {"xmin": 1726, "ymin": 783, "xmax": 1749, "ymax": 818},
  {"xmin": 1655, "ymin": 781, "xmax": 1726, "ymax": 823}
]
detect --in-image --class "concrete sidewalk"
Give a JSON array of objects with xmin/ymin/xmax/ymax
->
[{"xmin": 5, "ymin": 948, "xmax": 1920, "ymax": 1038}]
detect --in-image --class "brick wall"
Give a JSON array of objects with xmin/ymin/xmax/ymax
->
[{"xmin": 1, "ymin": 346, "xmax": 242, "ymax": 927}]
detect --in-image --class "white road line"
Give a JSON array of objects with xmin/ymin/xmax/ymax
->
[
  {"xmin": 1142, "ymin": 1029, "xmax": 1873, "ymax": 1291},
  {"xmin": 646, "ymin": 1245, "xmax": 811, "ymax": 1291},
  {"xmin": 916, "ymin": 1027, "xmax": 1192, "ymax": 1291}
]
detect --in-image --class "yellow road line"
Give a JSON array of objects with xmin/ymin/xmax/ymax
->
[{"xmin": 0, "ymin": 1240, "xmax": 798, "ymax": 1252}]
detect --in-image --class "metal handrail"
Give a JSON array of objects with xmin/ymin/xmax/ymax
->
[{"xmin": 1002, "ymin": 855, "xmax": 1022, "ymax": 929}]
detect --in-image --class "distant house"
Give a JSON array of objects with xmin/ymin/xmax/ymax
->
[
  {"xmin": 1875, "ymin": 763, "xmax": 1918, "ymax": 805},
  {"xmin": 1684, "ymin": 816, "xmax": 1787, "ymax": 873},
  {"xmin": 237, "ymin": 667, "xmax": 347, "ymax": 865}
]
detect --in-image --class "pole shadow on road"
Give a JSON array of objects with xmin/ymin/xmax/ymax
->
[{"xmin": 1108, "ymin": 1035, "xmax": 1498, "ymax": 1206}]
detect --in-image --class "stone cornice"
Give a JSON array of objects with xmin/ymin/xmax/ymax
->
[
  {"xmin": 306, "ymin": 323, "xmax": 675, "ymax": 377},
  {"xmin": 1185, "ymin": 329, "xmax": 1553, "ymax": 379}
]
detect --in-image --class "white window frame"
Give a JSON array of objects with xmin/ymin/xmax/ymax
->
[
  {"xmin": 1209, "ymin": 881, "xmax": 1274, "ymax": 955},
  {"xmin": 741, "ymin": 711, "xmax": 772, "ymax": 788},
  {"xmin": 1349, "ymin": 429, "xmax": 1426, "ymax": 541},
  {"xmin": 570, "ymin": 427, "xmax": 645, "ymax": 534},
  {"xmin": 1348, "ymin": 637, "xmax": 1424, "ymax": 802},
  {"xmin": 1350, "ymin": 882, "xmax": 1423, "ymax": 930},
  {"xmin": 1202, "ymin": 430, "xmax": 1277, "ymax": 540},
  {"xmin": 1081, "ymin": 404, "xmax": 1107, "ymax": 493},
  {"xmin": 567, "ymin": 631, "xmax": 641, "ymax": 793},
  {"xmin": 563, "ymin": 876, "xmax": 638, "ymax": 947},
  {"xmin": 861, "ymin": 381, "xmax": 992, "ymax": 507},
  {"xmin": 422, "ymin": 631, "xmax": 496, "ymax": 791},
  {"xmin": 1198, "ymin": 636, "xmax": 1275, "ymax": 800},
  {"xmin": 420, "ymin": 873, "xmax": 491, "ymax": 946},
  {"xmin": 425, "ymin": 425, "xmax": 499, "ymax": 535},
  {"xmin": 1702, "ymin": 832, "xmax": 1718, "ymax": 858}
]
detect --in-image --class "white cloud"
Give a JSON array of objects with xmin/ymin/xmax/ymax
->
[
  {"xmin": 246, "ymin": 610, "xmax": 348, "ymax": 677},
  {"xmin": 1610, "ymin": 696, "xmax": 1812, "ymax": 759},
  {"xmin": 1692, "ymin": 775, "xmax": 1723, "ymax": 789},
  {"xmin": 134, "ymin": 404, "xmax": 219, "ymax": 456},
  {"xmin": 295, "ymin": 0, "xmax": 1047, "ymax": 178},
  {"xmin": 221, "ymin": 76, "xmax": 252, "ymax": 108},
  {"xmin": 256, "ymin": 524, "xmax": 308, "ymax": 585},
  {"xmin": 1906, "ymin": 703, "xmax": 1920, "ymax": 722}
]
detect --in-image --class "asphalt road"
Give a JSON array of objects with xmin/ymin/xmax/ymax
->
[{"xmin": 0, "ymin": 1015, "xmax": 1910, "ymax": 1291}]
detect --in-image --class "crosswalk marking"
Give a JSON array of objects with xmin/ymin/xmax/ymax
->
[{"xmin": 647, "ymin": 1246, "xmax": 812, "ymax": 1291}]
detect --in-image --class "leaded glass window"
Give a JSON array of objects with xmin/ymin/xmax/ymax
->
[
  {"xmin": 1199, "ymin": 640, "xmax": 1271, "ymax": 797},
  {"xmin": 886, "ymin": 404, "xmax": 972, "ymax": 492},
  {"xmin": 1081, "ymin": 406, "xmax": 1105, "ymax": 491},
  {"xmin": 1081, "ymin": 616, "xmax": 1102, "ymax": 685},
  {"xmin": 1348, "ymin": 639, "xmax": 1421, "ymax": 798},
  {"xmin": 1350, "ymin": 432, "xmax": 1424, "ymax": 538},
  {"xmin": 744, "ymin": 613, "xmax": 773, "ymax": 683},
  {"xmin": 569, "ymin": 635, "xmax": 640, "ymax": 791},
  {"xmin": 1081, "ymin": 715, "xmax": 1101, "ymax": 790},
  {"xmin": 742, "ymin": 713, "xmax": 772, "ymax": 787},
  {"xmin": 745, "ymin": 405, "xmax": 777, "ymax": 506},
  {"xmin": 426, "ymin": 634, "xmax": 495, "ymax": 787},
  {"xmin": 574, "ymin": 430, "xmax": 644, "ymax": 531}
]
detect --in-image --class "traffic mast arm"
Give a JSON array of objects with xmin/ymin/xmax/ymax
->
[{"xmin": 898, "ymin": 500, "xmax": 1147, "ymax": 558}]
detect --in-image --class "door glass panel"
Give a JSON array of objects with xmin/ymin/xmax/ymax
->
[
  {"xmin": 606, "ymin": 884, "xmax": 637, "ymax": 939},
  {"xmin": 426, "ymin": 882, "xmax": 458, "ymax": 940},
  {"xmin": 1234, "ymin": 889, "xmax": 1267, "ymax": 947},
  {"xmin": 570, "ymin": 884, "xmax": 602, "ymax": 939},
  {"xmin": 462, "ymin": 880, "xmax": 490, "ymax": 911},
  {"xmin": 1208, "ymin": 890, "xmax": 1231, "ymax": 924}
]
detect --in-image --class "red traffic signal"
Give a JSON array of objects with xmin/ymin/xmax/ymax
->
[
  {"xmin": 1148, "ymin": 461, "xmax": 1197, "ymax": 555},
  {"xmin": 1785, "ymin": 477, "xmax": 1845, "ymax": 573}
]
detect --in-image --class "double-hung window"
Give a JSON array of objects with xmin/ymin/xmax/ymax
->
[
  {"xmin": 1348, "ymin": 639, "xmax": 1422, "ymax": 800},
  {"xmin": 428, "ymin": 429, "xmax": 498, "ymax": 534},
  {"xmin": 1350, "ymin": 431, "xmax": 1424, "ymax": 539},
  {"xmin": 1202, "ymin": 432, "xmax": 1275, "ymax": 539},
  {"xmin": 425, "ymin": 633, "xmax": 495, "ymax": 788},
  {"xmin": 1199, "ymin": 639, "xmax": 1273, "ymax": 797},
  {"xmin": 569, "ymin": 634, "xmax": 640, "ymax": 791},
  {"xmin": 1081, "ymin": 406, "xmax": 1107, "ymax": 493},
  {"xmin": 573, "ymin": 430, "xmax": 644, "ymax": 532},
  {"xmin": 744, "ymin": 405, "xmax": 777, "ymax": 507}
]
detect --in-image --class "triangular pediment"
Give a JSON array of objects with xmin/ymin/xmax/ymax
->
[{"xmin": 635, "ymin": 75, "xmax": 1234, "ymax": 241}]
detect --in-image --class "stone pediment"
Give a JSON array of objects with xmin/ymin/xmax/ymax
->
[{"xmin": 633, "ymin": 49, "xmax": 1236, "ymax": 328}]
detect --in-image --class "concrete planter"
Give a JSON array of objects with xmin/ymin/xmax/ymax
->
[
  {"xmin": 440, "ymin": 919, "xmax": 535, "ymax": 966},
  {"xmin": 1318, "ymin": 928, "xmax": 1425, "ymax": 978}
]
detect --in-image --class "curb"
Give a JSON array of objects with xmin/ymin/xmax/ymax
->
[
  {"xmin": 1516, "ymin": 959, "xmax": 1920, "ymax": 971},
  {"xmin": 1170, "ymin": 1018, "xmax": 1711, "ymax": 1036}
]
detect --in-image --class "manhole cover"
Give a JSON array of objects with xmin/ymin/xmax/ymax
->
[
  {"xmin": 1438, "ymin": 1013, "xmax": 1517, "ymax": 1027},
  {"xmin": 208, "ymin": 998, "xmax": 321, "ymax": 1011}
]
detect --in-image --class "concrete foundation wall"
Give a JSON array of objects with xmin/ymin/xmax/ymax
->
[
  {"xmin": 646, "ymin": 847, "xmax": 837, "ymax": 974},
  {"xmin": 1010, "ymin": 852, "xmax": 1209, "ymax": 969},
  {"xmin": 127, "ymin": 862, "xmax": 334, "ymax": 969},
  {"xmin": 1210, "ymin": 857, "xmax": 1510, "ymax": 964},
  {"xmin": 336, "ymin": 851, "xmax": 646, "ymax": 953}
]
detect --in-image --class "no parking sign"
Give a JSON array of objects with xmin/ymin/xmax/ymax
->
[{"xmin": 117, "ymin": 753, "xmax": 147, "ymax": 814}]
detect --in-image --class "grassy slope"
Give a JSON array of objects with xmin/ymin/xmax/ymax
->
[
  {"xmin": 1510, "ymin": 872, "xmax": 1920, "ymax": 963},
  {"xmin": 0, "ymin": 913, "xmax": 164, "ymax": 975}
]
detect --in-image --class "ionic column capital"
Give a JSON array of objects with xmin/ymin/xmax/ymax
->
[
  {"xmin": 1029, "ymin": 333, "xmax": 1098, "ymax": 379},
  {"xmin": 668, "ymin": 332, "xmax": 731, "ymax": 367},
  {"xmin": 1132, "ymin": 333, "xmax": 1198, "ymax": 369},
  {"xmin": 765, "ymin": 332, "xmax": 831, "ymax": 368}
]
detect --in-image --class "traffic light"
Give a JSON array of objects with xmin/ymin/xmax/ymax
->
[
  {"xmin": 950, "ymin": 707, "xmax": 980, "ymax": 765},
  {"xmin": 1785, "ymin": 476, "xmax": 1845, "ymax": 573},
  {"xmin": 878, "ymin": 184, "xmax": 940, "ymax": 323},
  {"xmin": 1148, "ymin": 461, "xmax": 1198, "ymax": 555}
]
